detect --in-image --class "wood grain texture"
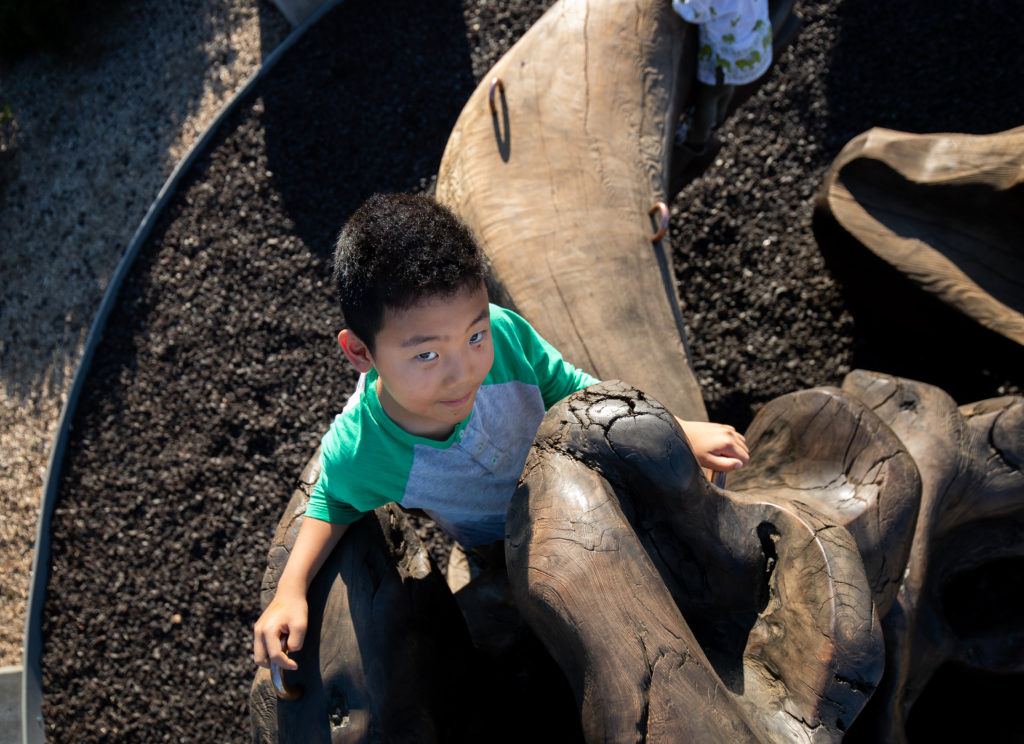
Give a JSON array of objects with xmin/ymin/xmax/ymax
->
[
  {"xmin": 249, "ymin": 451, "xmax": 484, "ymax": 743},
  {"xmin": 837, "ymin": 370, "xmax": 1024, "ymax": 743},
  {"xmin": 508, "ymin": 380, "xmax": 884, "ymax": 742},
  {"xmin": 436, "ymin": 0, "xmax": 709, "ymax": 422},
  {"xmin": 815, "ymin": 126, "xmax": 1024, "ymax": 346},
  {"xmin": 727, "ymin": 387, "xmax": 921, "ymax": 617},
  {"xmin": 253, "ymin": 373, "xmax": 1021, "ymax": 742}
]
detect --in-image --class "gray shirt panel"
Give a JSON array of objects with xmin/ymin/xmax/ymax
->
[{"xmin": 400, "ymin": 380, "xmax": 545, "ymax": 547}]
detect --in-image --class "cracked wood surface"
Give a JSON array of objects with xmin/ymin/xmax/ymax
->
[
  {"xmin": 436, "ymin": 0, "xmax": 708, "ymax": 422},
  {"xmin": 508, "ymin": 380, "xmax": 884, "ymax": 742},
  {"xmin": 254, "ymin": 372, "xmax": 1021, "ymax": 742},
  {"xmin": 727, "ymin": 386, "xmax": 921, "ymax": 617},
  {"xmin": 250, "ymin": 451, "xmax": 484, "ymax": 743},
  {"xmin": 815, "ymin": 125, "xmax": 1024, "ymax": 347},
  {"xmin": 837, "ymin": 370, "xmax": 1024, "ymax": 743}
]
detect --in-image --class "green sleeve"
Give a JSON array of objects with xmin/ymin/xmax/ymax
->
[
  {"xmin": 498, "ymin": 306, "xmax": 600, "ymax": 409},
  {"xmin": 306, "ymin": 446, "xmax": 368, "ymax": 524},
  {"xmin": 305, "ymin": 399, "xmax": 415, "ymax": 524},
  {"xmin": 305, "ymin": 466, "xmax": 366, "ymax": 523}
]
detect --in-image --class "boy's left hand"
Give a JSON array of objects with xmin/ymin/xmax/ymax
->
[{"xmin": 674, "ymin": 417, "xmax": 749, "ymax": 475}]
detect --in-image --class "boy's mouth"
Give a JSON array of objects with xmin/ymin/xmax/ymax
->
[{"xmin": 439, "ymin": 390, "xmax": 474, "ymax": 407}]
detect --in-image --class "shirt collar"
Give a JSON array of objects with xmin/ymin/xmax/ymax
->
[{"xmin": 364, "ymin": 367, "xmax": 473, "ymax": 449}]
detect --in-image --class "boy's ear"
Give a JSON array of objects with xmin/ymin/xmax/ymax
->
[{"xmin": 338, "ymin": 329, "xmax": 374, "ymax": 373}]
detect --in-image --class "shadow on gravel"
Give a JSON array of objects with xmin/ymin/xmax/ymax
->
[
  {"xmin": 811, "ymin": 0, "xmax": 1024, "ymax": 406},
  {"xmin": 817, "ymin": 2, "xmax": 1024, "ymax": 740},
  {"xmin": 822, "ymin": 0, "xmax": 1024, "ymax": 146},
  {"xmin": 0, "ymin": 0, "xmax": 291, "ymax": 404},
  {"xmin": 261, "ymin": 0, "xmax": 476, "ymax": 259}
]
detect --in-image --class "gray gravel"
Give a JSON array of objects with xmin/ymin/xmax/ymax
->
[
  {"xmin": 20, "ymin": 0, "xmax": 1024, "ymax": 740},
  {"xmin": 0, "ymin": 0, "xmax": 290, "ymax": 667}
]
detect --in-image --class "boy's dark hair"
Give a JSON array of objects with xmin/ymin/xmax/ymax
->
[{"xmin": 333, "ymin": 193, "xmax": 488, "ymax": 353}]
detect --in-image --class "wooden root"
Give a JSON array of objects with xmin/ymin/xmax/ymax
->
[
  {"xmin": 814, "ymin": 126, "xmax": 1024, "ymax": 348},
  {"xmin": 249, "ymin": 451, "xmax": 485, "ymax": 743},
  {"xmin": 508, "ymin": 380, "xmax": 885, "ymax": 742}
]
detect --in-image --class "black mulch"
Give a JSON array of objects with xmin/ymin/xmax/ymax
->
[{"xmin": 40, "ymin": 0, "xmax": 1023, "ymax": 741}]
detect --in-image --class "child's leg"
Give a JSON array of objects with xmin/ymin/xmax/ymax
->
[
  {"xmin": 685, "ymin": 82, "xmax": 718, "ymax": 148},
  {"xmin": 712, "ymin": 83, "xmax": 735, "ymax": 128}
]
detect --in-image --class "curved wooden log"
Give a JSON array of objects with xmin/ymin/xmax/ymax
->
[
  {"xmin": 249, "ymin": 450, "xmax": 484, "ymax": 743},
  {"xmin": 508, "ymin": 380, "xmax": 884, "ymax": 742},
  {"xmin": 814, "ymin": 126, "xmax": 1024, "ymax": 347},
  {"xmin": 727, "ymin": 387, "xmax": 921, "ymax": 617},
  {"xmin": 836, "ymin": 370, "xmax": 1024, "ymax": 743},
  {"xmin": 436, "ymin": 0, "xmax": 708, "ymax": 421}
]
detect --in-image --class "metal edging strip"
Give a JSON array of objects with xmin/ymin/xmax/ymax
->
[{"xmin": 21, "ymin": 2, "xmax": 343, "ymax": 741}]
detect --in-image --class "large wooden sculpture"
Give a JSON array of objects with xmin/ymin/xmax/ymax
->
[
  {"xmin": 436, "ymin": 0, "xmax": 708, "ymax": 422},
  {"xmin": 251, "ymin": 1, "xmax": 1022, "ymax": 741},
  {"xmin": 249, "ymin": 454, "xmax": 487, "ymax": 743},
  {"xmin": 253, "ymin": 373, "xmax": 1022, "ymax": 742},
  {"xmin": 509, "ymin": 373, "xmax": 1022, "ymax": 742},
  {"xmin": 508, "ymin": 380, "xmax": 885, "ymax": 742},
  {"xmin": 814, "ymin": 126, "xmax": 1024, "ymax": 348}
]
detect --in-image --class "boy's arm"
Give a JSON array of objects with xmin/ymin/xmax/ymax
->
[{"xmin": 253, "ymin": 516, "xmax": 351, "ymax": 671}]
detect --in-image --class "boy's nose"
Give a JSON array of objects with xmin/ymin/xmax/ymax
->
[{"xmin": 442, "ymin": 352, "xmax": 468, "ymax": 384}]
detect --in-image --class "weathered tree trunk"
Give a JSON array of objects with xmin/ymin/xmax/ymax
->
[
  {"xmin": 436, "ymin": 0, "xmax": 708, "ymax": 422},
  {"xmin": 508, "ymin": 380, "xmax": 885, "ymax": 742},
  {"xmin": 249, "ymin": 451, "xmax": 485, "ymax": 743},
  {"xmin": 837, "ymin": 371, "xmax": 1024, "ymax": 743}
]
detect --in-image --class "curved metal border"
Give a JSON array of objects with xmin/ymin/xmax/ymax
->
[{"xmin": 21, "ymin": 2, "xmax": 343, "ymax": 741}]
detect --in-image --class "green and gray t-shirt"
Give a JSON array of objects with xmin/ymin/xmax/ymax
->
[{"xmin": 306, "ymin": 303, "xmax": 600, "ymax": 547}]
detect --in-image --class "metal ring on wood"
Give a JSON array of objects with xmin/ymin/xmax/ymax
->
[
  {"xmin": 489, "ymin": 77, "xmax": 504, "ymax": 116},
  {"xmin": 271, "ymin": 639, "xmax": 304, "ymax": 701},
  {"xmin": 648, "ymin": 201, "xmax": 669, "ymax": 242}
]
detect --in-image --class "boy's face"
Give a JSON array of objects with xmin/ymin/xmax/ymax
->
[{"xmin": 339, "ymin": 281, "xmax": 494, "ymax": 440}]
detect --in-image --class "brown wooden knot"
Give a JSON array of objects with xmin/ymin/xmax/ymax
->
[
  {"xmin": 270, "ymin": 638, "xmax": 304, "ymax": 701},
  {"xmin": 649, "ymin": 201, "xmax": 670, "ymax": 243},
  {"xmin": 489, "ymin": 77, "xmax": 504, "ymax": 116}
]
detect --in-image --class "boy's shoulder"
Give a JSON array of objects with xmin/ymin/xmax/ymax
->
[
  {"xmin": 320, "ymin": 373, "xmax": 404, "ymax": 463},
  {"xmin": 485, "ymin": 302, "xmax": 544, "ymax": 384},
  {"xmin": 314, "ymin": 376, "xmax": 415, "ymax": 508},
  {"xmin": 486, "ymin": 301, "xmax": 519, "ymax": 340},
  {"xmin": 316, "ymin": 390, "xmax": 369, "ymax": 492}
]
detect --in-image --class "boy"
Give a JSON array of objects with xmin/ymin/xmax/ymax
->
[{"xmin": 253, "ymin": 193, "xmax": 748, "ymax": 672}]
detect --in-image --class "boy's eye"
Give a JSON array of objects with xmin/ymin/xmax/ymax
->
[
  {"xmin": 417, "ymin": 351, "xmax": 438, "ymax": 362},
  {"xmin": 469, "ymin": 330, "xmax": 487, "ymax": 345}
]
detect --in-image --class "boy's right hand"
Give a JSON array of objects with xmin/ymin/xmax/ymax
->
[{"xmin": 253, "ymin": 593, "xmax": 308, "ymax": 671}]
